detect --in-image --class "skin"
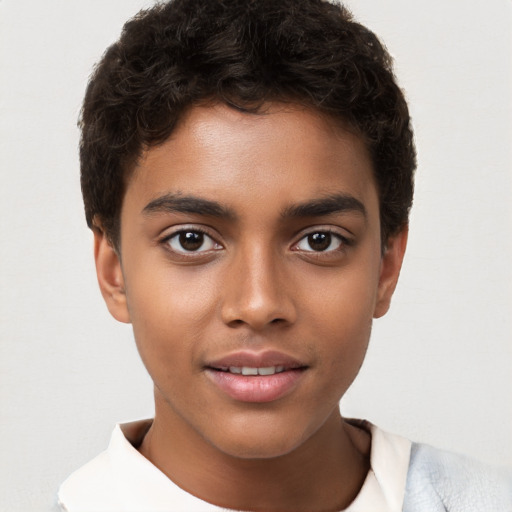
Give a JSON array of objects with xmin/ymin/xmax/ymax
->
[{"xmin": 94, "ymin": 103, "xmax": 407, "ymax": 511}]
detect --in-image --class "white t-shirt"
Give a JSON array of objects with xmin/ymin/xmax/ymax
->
[{"xmin": 58, "ymin": 419, "xmax": 411, "ymax": 512}]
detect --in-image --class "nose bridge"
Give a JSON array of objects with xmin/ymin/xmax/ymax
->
[{"xmin": 221, "ymin": 237, "xmax": 295, "ymax": 329}]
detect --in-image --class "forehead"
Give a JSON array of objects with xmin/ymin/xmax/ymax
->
[{"xmin": 126, "ymin": 103, "xmax": 378, "ymax": 220}]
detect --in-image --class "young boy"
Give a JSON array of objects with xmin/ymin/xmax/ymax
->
[{"xmin": 58, "ymin": 0, "xmax": 511, "ymax": 510}]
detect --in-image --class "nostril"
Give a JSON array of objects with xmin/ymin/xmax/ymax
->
[{"xmin": 227, "ymin": 317, "xmax": 287, "ymax": 328}]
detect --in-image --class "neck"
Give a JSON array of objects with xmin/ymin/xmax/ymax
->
[{"xmin": 139, "ymin": 394, "xmax": 370, "ymax": 511}]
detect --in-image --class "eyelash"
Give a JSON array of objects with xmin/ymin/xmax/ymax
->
[
  {"xmin": 292, "ymin": 229, "xmax": 352, "ymax": 254},
  {"xmin": 160, "ymin": 227, "xmax": 222, "ymax": 256},
  {"xmin": 159, "ymin": 227, "xmax": 352, "ymax": 258}
]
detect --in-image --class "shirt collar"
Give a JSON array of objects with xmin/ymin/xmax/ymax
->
[{"xmin": 109, "ymin": 418, "xmax": 411, "ymax": 511}]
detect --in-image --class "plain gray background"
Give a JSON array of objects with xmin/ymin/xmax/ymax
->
[{"xmin": 1, "ymin": 0, "xmax": 511, "ymax": 510}]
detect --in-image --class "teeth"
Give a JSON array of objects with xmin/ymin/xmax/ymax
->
[
  {"xmin": 258, "ymin": 366, "xmax": 276, "ymax": 376},
  {"xmin": 225, "ymin": 366, "xmax": 287, "ymax": 376}
]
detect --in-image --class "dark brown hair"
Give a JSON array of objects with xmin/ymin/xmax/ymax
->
[{"xmin": 80, "ymin": 0, "xmax": 416, "ymax": 248}]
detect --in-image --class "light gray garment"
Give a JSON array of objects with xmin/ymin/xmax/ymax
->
[{"xmin": 403, "ymin": 443, "xmax": 512, "ymax": 512}]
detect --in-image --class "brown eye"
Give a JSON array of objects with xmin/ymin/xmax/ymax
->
[
  {"xmin": 308, "ymin": 233, "xmax": 331, "ymax": 251},
  {"xmin": 296, "ymin": 231, "xmax": 343, "ymax": 252},
  {"xmin": 167, "ymin": 230, "xmax": 219, "ymax": 253},
  {"xmin": 179, "ymin": 231, "xmax": 204, "ymax": 251}
]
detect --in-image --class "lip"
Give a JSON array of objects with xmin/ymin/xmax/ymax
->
[
  {"xmin": 204, "ymin": 350, "xmax": 308, "ymax": 403},
  {"xmin": 205, "ymin": 350, "xmax": 306, "ymax": 370}
]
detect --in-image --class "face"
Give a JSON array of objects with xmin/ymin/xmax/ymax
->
[{"xmin": 95, "ymin": 103, "xmax": 406, "ymax": 459}]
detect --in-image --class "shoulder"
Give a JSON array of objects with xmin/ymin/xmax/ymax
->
[
  {"xmin": 403, "ymin": 442, "xmax": 512, "ymax": 512},
  {"xmin": 57, "ymin": 450, "xmax": 119, "ymax": 512}
]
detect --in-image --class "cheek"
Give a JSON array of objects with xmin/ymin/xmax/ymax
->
[
  {"xmin": 301, "ymin": 264, "xmax": 378, "ymax": 371},
  {"xmin": 127, "ymin": 262, "xmax": 219, "ymax": 320},
  {"xmin": 124, "ymin": 267, "xmax": 219, "ymax": 369},
  {"xmin": 304, "ymin": 265, "xmax": 379, "ymax": 330},
  {"xmin": 317, "ymin": 301, "xmax": 372, "ymax": 377}
]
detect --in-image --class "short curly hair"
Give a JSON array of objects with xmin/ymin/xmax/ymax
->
[{"xmin": 80, "ymin": 0, "xmax": 416, "ymax": 249}]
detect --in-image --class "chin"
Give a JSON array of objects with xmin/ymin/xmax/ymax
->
[
  {"xmin": 217, "ymin": 436, "xmax": 301, "ymax": 460},
  {"xmin": 205, "ymin": 415, "xmax": 314, "ymax": 460}
]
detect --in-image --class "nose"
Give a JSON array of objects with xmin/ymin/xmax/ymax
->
[{"xmin": 220, "ymin": 243, "xmax": 297, "ymax": 331}]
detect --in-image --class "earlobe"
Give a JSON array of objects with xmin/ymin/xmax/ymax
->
[
  {"xmin": 93, "ymin": 228, "xmax": 131, "ymax": 324},
  {"xmin": 373, "ymin": 226, "xmax": 408, "ymax": 319}
]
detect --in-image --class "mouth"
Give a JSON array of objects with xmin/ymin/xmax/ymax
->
[
  {"xmin": 210, "ymin": 365, "xmax": 295, "ymax": 376},
  {"xmin": 204, "ymin": 351, "xmax": 308, "ymax": 403}
]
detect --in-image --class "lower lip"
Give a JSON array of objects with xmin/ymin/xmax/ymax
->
[{"xmin": 205, "ymin": 369, "xmax": 306, "ymax": 403}]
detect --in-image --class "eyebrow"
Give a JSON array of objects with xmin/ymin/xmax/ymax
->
[
  {"xmin": 142, "ymin": 193, "xmax": 237, "ymax": 219},
  {"xmin": 281, "ymin": 193, "xmax": 366, "ymax": 219},
  {"xmin": 142, "ymin": 192, "xmax": 366, "ymax": 221}
]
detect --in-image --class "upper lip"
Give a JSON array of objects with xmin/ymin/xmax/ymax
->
[{"xmin": 205, "ymin": 350, "xmax": 308, "ymax": 370}]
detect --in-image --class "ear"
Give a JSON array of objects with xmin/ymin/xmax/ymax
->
[
  {"xmin": 373, "ymin": 226, "xmax": 408, "ymax": 319},
  {"xmin": 93, "ymin": 228, "xmax": 131, "ymax": 324}
]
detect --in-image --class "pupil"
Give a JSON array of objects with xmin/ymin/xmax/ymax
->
[
  {"xmin": 308, "ymin": 232, "xmax": 331, "ymax": 251},
  {"xmin": 179, "ymin": 231, "xmax": 203, "ymax": 251}
]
